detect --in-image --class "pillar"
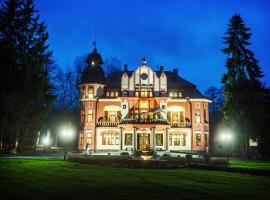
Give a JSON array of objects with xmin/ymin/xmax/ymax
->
[
  {"xmin": 152, "ymin": 127, "xmax": 156, "ymax": 150},
  {"xmin": 120, "ymin": 128, "xmax": 123, "ymax": 150},
  {"xmin": 166, "ymin": 128, "xmax": 169, "ymax": 150},
  {"xmin": 133, "ymin": 128, "xmax": 137, "ymax": 150}
]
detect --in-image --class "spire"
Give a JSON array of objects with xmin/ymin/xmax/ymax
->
[{"xmin": 92, "ymin": 41, "xmax": 97, "ymax": 51}]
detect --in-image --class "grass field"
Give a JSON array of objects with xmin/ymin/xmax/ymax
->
[
  {"xmin": 0, "ymin": 158, "xmax": 270, "ymax": 200},
  {"xmin": 229, "ymin": 159, "xmax": 270, "ymax": 170}
]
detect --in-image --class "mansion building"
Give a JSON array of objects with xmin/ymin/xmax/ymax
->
[{"xmin": 78, "ymin": 46, "xmax": 211, "ymax": 154}]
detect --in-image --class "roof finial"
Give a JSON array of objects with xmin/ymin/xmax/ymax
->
[{"xmin": 142, "ymin": 57, "xmax": 147, "ymax": 65}]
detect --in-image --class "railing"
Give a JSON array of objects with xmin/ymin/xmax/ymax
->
[
  {"xmin": 120, "ymin": 118, "xmax": 168, "ymax": 124},
  {"xmin": 96, "ymin": 121, "xmax": 119, "ymax": 127},
  {"xmin": 169, "ymin": 122, "xmax": 191, "ymax": 128}
]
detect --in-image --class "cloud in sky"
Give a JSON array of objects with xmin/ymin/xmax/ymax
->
[{"xmin": 36, "ymin": 0, "xmax": 270, "ymax": 91}]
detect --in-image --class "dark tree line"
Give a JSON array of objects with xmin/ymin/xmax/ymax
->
[{"xmin": 0, "ymin": 0, "xmax": 54, "ymax": 150}]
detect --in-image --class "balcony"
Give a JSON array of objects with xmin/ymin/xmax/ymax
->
[
  {"xmin": 169, "ymin": 122, "xmax": 191, "ymax": 128},
  {"xmin": 96, "ymin": 121, "xmax": 119, "ymax": 127},
  {"xmin": 120, "ymin": 118, "xmax": 168, "ymax": 124}
]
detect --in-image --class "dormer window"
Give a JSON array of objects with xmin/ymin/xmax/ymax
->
[
  {"xmin": 106, "ymin": 91, "xmax": 119, "ymax": 98},
  {"xmin": 169, "ymin": 91, "xmax": 182, "ymax": 98}
]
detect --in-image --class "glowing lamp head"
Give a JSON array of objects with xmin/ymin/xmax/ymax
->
[
  {"xmin": 220, "ymin": 131, "xmax": 232, "ymax": 142},
  {"xmin": 60, "ymin": 126, "xmax": 74, "ymax": 141},
  {"xmin": 43, "ymin": 137, "xmax": 50, "ymax": 146}
]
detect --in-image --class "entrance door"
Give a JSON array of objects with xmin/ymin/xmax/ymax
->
[{"xmin": 137, "ymin": 133, "xmax": 150, "ymax": 150}]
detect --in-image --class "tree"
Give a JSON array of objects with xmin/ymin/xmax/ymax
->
[
  {"xmin": 0, "ymin": 0, "xmax": 54, "ymax": 150},
  {"xmin": 204, "ymin": 86, "xmax": 224, "ymax": 155},
  {"xmin": 204, "ymin": 86, "xmax": 224, "ymax": 112},
  {"xmin": 221, "ymin": 14, "xmax": 264, "ymax": 157},
  {"xmin": 103, "ymin": 56, "xmax": 122, "ymax": 76}
]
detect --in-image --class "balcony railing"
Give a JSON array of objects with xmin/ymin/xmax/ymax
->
[
  {"xmin": 120, "ymin": 118, "xmax": 168, "ymax": 124},
  {"xmin": 169, "ymin": 122, "xmax": 191, "ymax": 128},
  {"xmin": 96, "ymin": 121, "xmax": 119, "ymax": 127}
]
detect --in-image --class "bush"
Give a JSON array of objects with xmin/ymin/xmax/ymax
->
[
  {"xmin": 132, "ymin": 150, "xmax": 143, "ymax": 157},
  {"xmin": 120, "ymin": 152, "xmax": 129, "ymax": 156},
  {"xmin": 161, "ymin": 153, "xmax": 171, "ymax": 159},
  {"xmin": 185, "ymin": 154, "xmax": 192, "ymax": 165}
]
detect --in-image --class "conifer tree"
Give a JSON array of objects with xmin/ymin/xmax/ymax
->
[
  {"xmin": 0, "ymin": 0, "xmax": 54, "ymax": 149},
  {"xmin": 221, "ymin": 14, "xmax": 264, "ymax": 157}
]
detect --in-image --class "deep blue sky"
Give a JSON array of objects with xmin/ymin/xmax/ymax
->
[{"xmin": 36, "ymin": 0, "xmax": 270, "ymax": 92}]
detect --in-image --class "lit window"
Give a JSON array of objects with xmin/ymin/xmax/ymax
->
[
  {"xmin": 195, "ymin": 110, "xmax": 201, "ymax": 123},
  {"xmin": 80, "ymin": 132, "xmax": 84, "ymax": 145},
  {"xmin": 125, "ymin": 133, "xmax": 133, "ymax": 146},
  {"xmin": 86, "ymin": 132, "xmax": 92, "ymax": 145},
  {"xmin": 196, "ymin": 133, "xmax": 202, "ymax": 146},
  {"xmin": 156, "ymin": 134, "xmax": 163, "ymax": 146},
  {"xmin": 169, "ymin": 134, "xmax": 180, "ymax": 146},
  {"xmin": 87, "ymin": 109, "xmax": 93, "ymax": 123},
  {"xmin": 106, "ymin": 91, "xmax": 110, "ymax": 97},
  {"xmin": 169, "ymin": 92, "xmax": 173, "ymax": 97},
  {"xmin": 180, "ymin": 134, "xmax": 186, "ymax": 146},
  {"xmin": 110, "ymin": 91, "xmax": 114, "ymax": 97},
  {"xmin": 102, "ymin": 132, "xmax": 120, "ymax": 145},
  {"xmin": 80, "ymin": 109, "xmax": 85, "ymax": 124},
  {"xmin": 173, "ymin": 92, "xmax": 178, "ymax": 98},
  {"xmin": 115, "ymin": 91, "xmax": 119, "ymax": 97},
  {"xmin": 204, "ymin": 110, "xmax": 208, "ymax": 123}
]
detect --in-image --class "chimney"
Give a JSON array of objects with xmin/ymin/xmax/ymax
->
[
  {"xmin": 173, "ymin": 68, "xmax": 178, "ymax": 75},
  {"xmin": 124, "ymin": 64, "xmax": 128, "ymax": 72},
  {"xmin": 160, "ymin": 66, "xmax": 164, "ymax": 71}
]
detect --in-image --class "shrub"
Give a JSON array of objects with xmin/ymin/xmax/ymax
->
[
  {"xmin": 185, "ymin": 154, "xmax": 192, "ymax": 165},
  {"xmin": 120, "ymin": 152, "xmax": 129, "ymax": 156},
  {"xmin": 161, "ymin": 153, "xmax": 171, "ymax": 160}
]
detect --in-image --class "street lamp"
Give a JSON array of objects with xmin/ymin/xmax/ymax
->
[
  {"xmin": 220, "ymin": 131, "xmax": 232, "ymax": 164},
  {"xmin": 60, "ymin": 124, "xmax": 74, "ymax": 160}
]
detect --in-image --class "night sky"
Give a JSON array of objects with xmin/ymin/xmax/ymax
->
[{"xmin": 36, "ymin": 0, "xmax": 270, "ymax": 92}]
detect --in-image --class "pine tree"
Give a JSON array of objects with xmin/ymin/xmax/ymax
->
[
  {"xmin": 221, "ymin": 14, "xmax": 264, "ymax": 158},
  {"xmin": 0, "ymin": 0, "xmax": 54, "ymax": 149}
]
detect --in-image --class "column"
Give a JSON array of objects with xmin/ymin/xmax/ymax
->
[
  {"xmin": 133, "ymin": 128, "xmax": 137, "ymax": 150},
  {"xmin": 166, "ymin": 128, "xmax": 169, "ymax": 151},
  {"xmin": 152, "ymin": 127, "xmax": 156, "ymax": 150},
  {"xmin": 120, "ymin": 128, "xmax": 123, "ymax": 150}
]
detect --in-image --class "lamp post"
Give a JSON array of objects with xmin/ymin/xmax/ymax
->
[
  {"xmin": 60, "ymin": 124, "xmax": 74, "ymax": 160},
  {"xmin": 220, "ymin": 132, "xmax": 232, "ymax": 164}
]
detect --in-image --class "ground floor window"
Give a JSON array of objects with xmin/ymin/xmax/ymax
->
[
  {"xmin": 196, "ymin": 133, "xmax": 202, "ymax": 146},
  {"xmin": 205, "ymin": 133, "xmax": 208, "ymax": 146},
  {"xmin": 80, "ymin": 132, "xmax": 84, "ymax": 145},
  {"xmin": 169, "ymin": 133, "xmax": 187, "ymax": 147},
  {"xmin": 156, "ymin": 133, "xmax": 163, "ymax": 146},
  {"xmin": 86, "ymin": 131, "xmax": 92, "ymax": 145},
  {"xmin": 125, "ymin": 133, "xmax": 133, "ymax": 146},
  {"xmin": 101, "ymin": 132, "xmax": 119, "ymax": 145}
]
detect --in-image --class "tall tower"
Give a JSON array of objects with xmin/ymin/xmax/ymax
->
[{"xmin": 78, "ymin": 45, "xmax": 105, "ymax": 150}]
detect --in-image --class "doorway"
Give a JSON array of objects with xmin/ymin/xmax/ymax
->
[{"xmin": 137, "ymin": 133, "xmax": 150, "ymax": 150}]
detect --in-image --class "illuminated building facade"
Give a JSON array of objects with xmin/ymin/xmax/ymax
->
[{"xmin": 78, "ymin": 46, "xmax": 210, "ymax": 153}]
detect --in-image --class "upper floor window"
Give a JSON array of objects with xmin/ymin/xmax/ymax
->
[
  {"xmin": 87, "ymin": 109, "xmax": 93, "ymax": 123},
  {"xmin": 106, "ymin": 91, "xmax": 119, "ymax": 98},
  {"xmin": 195, "ymin": 110, "xmax": 201, "ymax": 123},
  {"xmin": 169, "ymin": 91, "xmax": 182, "ymax": 98}
]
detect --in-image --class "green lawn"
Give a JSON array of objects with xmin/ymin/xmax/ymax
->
[
  {"xmin": 229, "ymin": 159, "xmax": 270, "ymax": 170},
  {"xmin": 0, "ymin": 158, "xmax": 270, "ymax": 200}
]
